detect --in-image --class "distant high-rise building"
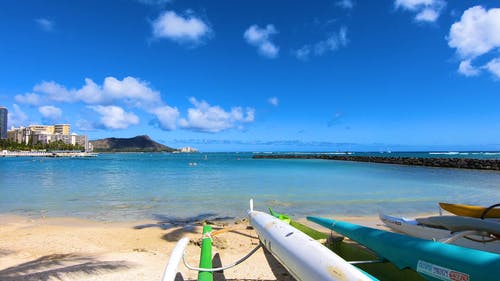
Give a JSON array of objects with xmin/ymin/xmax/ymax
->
[
  {"xmin": 54, "ymin": 124, "xmax": 70, "ymax": 134},
  {"xmin": 0, "ymin": 106, "xmax": 7, "ymax": 139}
]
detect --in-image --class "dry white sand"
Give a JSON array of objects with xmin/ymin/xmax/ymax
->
[{"xmin": 0, "ymin": 213, "xmax": 396, "ymax": 281}]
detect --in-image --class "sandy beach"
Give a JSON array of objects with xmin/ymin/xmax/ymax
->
[{"xmin": 0, "ymin": 213, "xmax": 388, "ymax": 281}]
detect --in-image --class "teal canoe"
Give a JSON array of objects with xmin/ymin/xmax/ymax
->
[
  {"xmin": 269, "ymin": 209, "xmax": 424, "ymax": 281},
  {"xmin": 308, "ymin": 216, "xmax": 500, "ymax": 281}
]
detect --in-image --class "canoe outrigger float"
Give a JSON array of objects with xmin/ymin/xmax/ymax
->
[
  {"xmin": 308, "ymin": 216, "xmax": 500, "ymax": 281},
  {"xmin": 162, "ymin": 222, "xmax": 263, "ymax": 281}
]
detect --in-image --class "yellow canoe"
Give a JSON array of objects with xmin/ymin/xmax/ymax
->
[{"xmin": 439, "ymin": 202, "xmax": 500, "ymax": 218}]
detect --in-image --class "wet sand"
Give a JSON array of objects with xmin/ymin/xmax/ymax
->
[{"xmin": 0, "ymin": 213, "xmax": 405, "ymax": 281}]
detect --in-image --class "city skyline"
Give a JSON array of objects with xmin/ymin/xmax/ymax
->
[{"xmin": 1, "ymin": 1, "xmax": 500, "ymax": 151}]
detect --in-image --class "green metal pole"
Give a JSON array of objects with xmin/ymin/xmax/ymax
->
[{"xmin": 198, "ymin": 225, "xmax": 213, "ymax": 281}]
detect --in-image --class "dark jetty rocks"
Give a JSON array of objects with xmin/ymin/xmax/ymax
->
[{"xmin": 252, "ymin": 154, "xmax": 500, "ymax": 171}]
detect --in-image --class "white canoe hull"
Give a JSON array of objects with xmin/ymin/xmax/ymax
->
[
  {"xmin": 248, "ymin": 209, "xmax": 375, "ymax": 281},
  {"xmin": 379, "ymin": 213, "xmax": 500, "ymax": 254}
]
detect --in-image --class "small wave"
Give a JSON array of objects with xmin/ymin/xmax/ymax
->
[
  {"xmin": 281, "ymin": 152, "xmax": 352, "ymax": 155},
  {"xmin": 429, "ymin": 152, "xmax": 464, "ymax": 155},
  {"xmin": 312, "ymin": 152, "xmax": 352, "ymax": 155}
]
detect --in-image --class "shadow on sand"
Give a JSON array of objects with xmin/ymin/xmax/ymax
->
[
  {"xmin": 134, "ymin": 213, "xmax": 236, "ymax": 242},
  {"xmin": 227, "ymin": 229, "xmax": 259, "ymax": 240},
  {"xmin": 134, "ymin": 213, "xmax": 235, "ymax": 231},
  {"xmin": 173, "ymin": 252, "xmax": 281, "ymax": 281},
  {"xmin": 140, "ymin": 213, "xmax": 292, "ymax": 281},
  {"xmin": 262, "ymin": 248, "xmax": 296, "ymax": 281},
  {"xmin": 0, "ymin": 249, "xmax": 15, "ymax": 258},
  {"xmin": 0, "ymin": 253, "xmax": 131, "ymax": 281}
]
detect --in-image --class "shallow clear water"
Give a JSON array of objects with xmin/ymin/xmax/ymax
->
[{"xmin": 1, "ymin": 152, "xmax": 499, "ymax": 221}]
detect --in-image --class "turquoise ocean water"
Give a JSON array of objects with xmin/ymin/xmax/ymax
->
[{"xmin": 1, "ymin": 152, "xmax": 499, "ymax": 221}]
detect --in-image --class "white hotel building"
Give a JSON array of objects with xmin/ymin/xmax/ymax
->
[{"xmin": 7, "ymin": 124, "xmax": 92, "ymax": 151}]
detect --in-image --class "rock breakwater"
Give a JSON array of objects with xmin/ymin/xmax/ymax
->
[{"xmin": 252, "ymin": 154, "xmax": 500, "ymax": 171}]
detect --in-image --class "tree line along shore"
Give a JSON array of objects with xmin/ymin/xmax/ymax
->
[{"xmin": 252, "ymin": 154, "xmax": 500, "ymax": 171}]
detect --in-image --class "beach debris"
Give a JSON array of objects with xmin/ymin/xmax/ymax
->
[
  {"xmin": 190, "ymin": 237, "xmax": 225, "ymax": 248},
  {"xmin": 133, "ymin": 248, "xmax": 148, "ymax": 252},
  {"xmin": 234, "ymin": 218, "xmax": 247, "ymax": 225},
  {"xmin": 212, "ymin": 237, "xmax": 228, "ymax": 249}
]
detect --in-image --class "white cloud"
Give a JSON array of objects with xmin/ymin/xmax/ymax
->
[
  {"xmin": 33, "ymin": 76, "xmax": 161, "ymax": 108},
  {"xmin": 244, "ymin": 24, "xmax": 279, "ymax": 58},
  {"xmin": 395, "ymin": 0, "xmax": 435, "ymax": 10},
  {"xmin": 15, "ymin": 93, "xmax": 42, "ymax": 106},
  {"xmin": 7, "ymin": 104, "xmax": 28, "ymax": 127},
  {"xmin": 35, "ymin": 18, "xmax": 55, "ymax": 32},
  {"xmin": 72, "ymin": 78, "xmax": 102, "ymax": 104},
  {"xmin": 458, "ymin": 60, "xmax": 480, "ymax": 77},
  {"xmin": 179, "ymin": 97, "xmax": 254, "ymax": 133},
  {"xmin": 34, "ymin": 81, "xmax": 73, "ymax": 102},
  {"xmin": 485, "ymin": 58, "xmax": 500, "ymax": 78},
  {"xmin": 268, "ymin": 97, "xmax": 279, "ymax": 106},
  {"xmin": 448, "ymin": 6, "xmax": 500, "ymax": 78},
  {"xmin": 89, "ymin": 105, "xmax": 140, "ymax": 130},
  {"xmin": 448, "ymin": 6, "xmax": 500, "ymax": 59},
  {"xmin": 152, "ymin": 11, "xmax": 212, "ymax": 44},
  {"xmin": 415, "ymin": 8, "xmax": 439, "ymax": 22},
  {"xmin": 293, "ymin": 46, "xmax": 311, "ymax": 61},
  {"xmin": 150, "ymin": 105, "xmax": 180, "ymax": 130},
  {"xmin": 38, "ymin": 105, "xmax": 62, "ymax": 121},
  {"xmin": 99, "ymin": 77, "xmax": 162, "ymax": 107},
  {"xmin": 22, "ymin": 76, "xmax": 260, "ymax": 133},
  {"xmin": 25, "ymin": 76, "xmax": 179, "ymax": 131},
  {"xmin": 336, "ymin": 0, "xmax": 354, "ymax": 9},
  {"xmin": 293, "ymin": 26, "xmax": 348, "ymax": 60},
  {"xmin": 395, "ymin": 0, "xmax": 446, "ymax": 22}
]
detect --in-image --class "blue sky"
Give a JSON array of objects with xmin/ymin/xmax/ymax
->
[{"xmin": 1, "ymin": 0, "xmax": 500, "ymax": 151}]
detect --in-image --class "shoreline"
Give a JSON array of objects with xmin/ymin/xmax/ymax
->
[
  {"xmin": 0, "ymin": 208, "xmax": 439, "ymax": 225},
  {"xmin": 1, "ymin": 150, "xmax": 98, "ymax": 157}
]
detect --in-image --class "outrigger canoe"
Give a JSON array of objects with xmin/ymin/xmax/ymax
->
[
  {"xmin": 379, "ymin": 213, "xmax": 500, "ymax": 254},
  {"xmin": 248, "ymin": 201, "xmax": 376, "ymax": 281},
  {"xmin": 417, "ymin": 215, "xmax": 500, "ymax": 236},
  {"xmin": 162, "ymin": 204, "xmax": 375, "ymax": 281},
  {"xmin": 308, "ymin": 216, "xmax": 500, "ymax": 281},
  {"xmin": 270, "ymin": 209, "xmax": 424, "ymax": 281},
  {"xmin": 439, "ymin": 202, "xmax": 500, "ymax": 218}
]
